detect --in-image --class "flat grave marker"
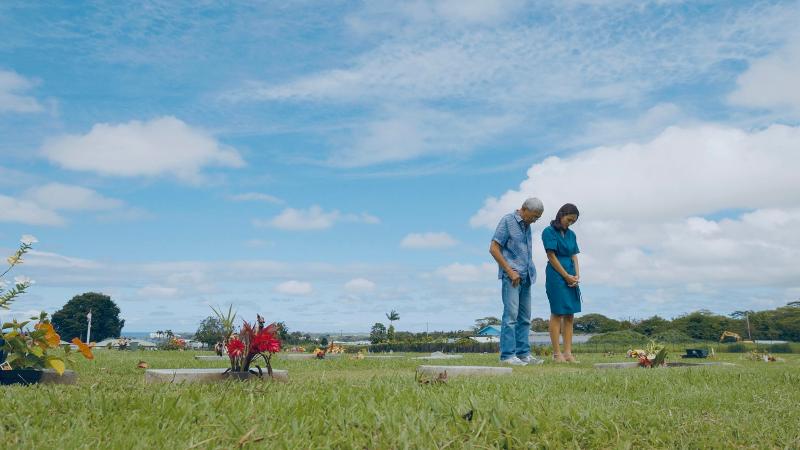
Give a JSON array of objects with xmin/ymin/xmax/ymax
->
[
  {"xmin": 39, "ymin": 369, "xmax": 77, "ymax": 385},
  {"xmin": 416, "ymin": 365, "xmax": 512, "ymax": 378},
  {"xmin": 594, "ymin": 361, "xmax": 736, "ymax": 370},
  {"xmin": 411, "ymin": 351, "xmax": 463, "ymax": 360},
  {"xmin": 145, "ymin": 368, "xmax": 288, "ymax": 383}
]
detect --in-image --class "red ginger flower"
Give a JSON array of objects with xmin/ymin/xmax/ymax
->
[
  {"xmin": 252, "ymin": 327, "xmax": 281, "ymax": 354},
  {"xmin": 226, "ymin": 338, "xmax": 245, "ymax": 357}
]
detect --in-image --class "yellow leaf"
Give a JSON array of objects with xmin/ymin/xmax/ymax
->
[
  {"xmin": 71, "ymin": 338, "xmax": 94, "ymax": 360},
  {"xmin": 35, "ymin": 322, "xmax": 61, "ymax": 347},
  {"xmin": 31, "ymin": 346, "xmax": 44, "ymax": 357},
  {"xmin": 47, "ymin": 358, "xmax": 65, "ymax": 375}
]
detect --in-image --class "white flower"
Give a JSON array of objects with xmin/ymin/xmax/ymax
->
[
  {"xmin": 14, "ymin": 275, "xmax": 34, "ymax": 286},
  {"xmin": 20, "ymin": 235, "xmax": 38, "ymax": 245}
]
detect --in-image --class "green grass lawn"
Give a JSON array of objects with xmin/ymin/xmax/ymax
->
[{"xmin": 2, "ymin": 350, "xmax": 799, "ymax": 449}]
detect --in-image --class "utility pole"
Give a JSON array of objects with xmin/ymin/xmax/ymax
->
[
  {"xmin": 86, "ymin": 309, "xmax": 93, "ymax": 343},
  {"xmin": 745, "ymin": 313, "xmax": 752, "ymax": 341}
]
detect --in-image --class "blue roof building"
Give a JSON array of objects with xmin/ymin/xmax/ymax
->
[{"xmin": 476, "ymin": 325, "xmax": 501, "ymax": 336}]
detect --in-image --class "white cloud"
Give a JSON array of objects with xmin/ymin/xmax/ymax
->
[
  {"xmin": 469, "ymin": 122, "xmax": 800, "ymax": 312},
  {"xmin": 275, "ymin": 280, "xmax": 313, "ymax": 296},
  {"xmin": 0, "ymin": 183, "xmax": 136, "ymax": 226},
  {"xmin": 0, "ymin": 194, "xmax": 64, "ymax": 226},
  {"xmin": 432, "ymin": 0, "xmax": 526, "ymax": 25},
  {"xmin": 0, "ymin": 69, "xmax": 43, "ymax": 113},
  {"xmin": 23, "ymin": 183, "xmax": 123, "ymax": 211},
  {"xmin": 137, "ymin": 285, "xmax": 181, "ymax": 299},
  {"xmin": 471, "ymin": 124, "xmax": 800, "ymax": 227},
  {"xmin": 329, "ymin": 108, "xmax": 519, "ymax": 167},
  {"xmin": 346, "ymin": 0, "xmax": 527, "ymax": 34},
  {"xmin": 401, "ymin": 232, "xmax": 458, "ymax": 249},
  {"xmin": 0, "ymin": 308, "xmax": 42, "ymax": 323},
  {"xmin": 11, "ymin": 241, "xmax": 798, "ymax": 331},
  {"xmin": 577, "ymin": 209, "xmax": 800, "ymax": 288},
  {"xmin": 0, "ymin": 166, "xmax": 39, "ymax": 187},
  {"xmin": 229, "ymin": 5, "xmax": 795, "ymax": 106},
  {"xmin": 25, "ymin": 250, "xmax": 100, "ymax": 270},
  {"xmin": 41, "ymin": 116, "xmax": 244, "ymax": 183},
  {"xmin": 222, "ymin": 3, "xmax": 799, "ymax": 167},
  {"xmin": 577, "ymin": 103, "xmax": 687, "ymax": 146},
  {"xmin": 254, "ymin": 205, "xmax": 380, "ymax": 230},
  {"xmin": 354, "ymin": 212, "xmax": 381, "ymax": 224},
  {"xmin": 344, "ymin": 278, "xmax": 376, "ymax": 293},
  {"xmin": 434, "ymin": 262, "xmax": 496, "ymax": 283},
  {"xmin": 729, "ymin": 38, "xmax": 800, "ymax": 117},
  {"xmin": 228, "ymin": 192, "xmax": 283, "ymax": 204}
]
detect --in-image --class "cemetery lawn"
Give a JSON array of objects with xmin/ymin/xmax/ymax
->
[{"xmin": 2, "ymin": 351, "xmax": 799, "ymax": 449}]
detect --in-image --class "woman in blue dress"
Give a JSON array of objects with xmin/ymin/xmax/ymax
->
[{"xmin": 542, "ymin": 203, "xmax": 581, "ymax": 363}]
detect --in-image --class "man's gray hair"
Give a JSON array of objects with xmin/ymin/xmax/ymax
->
[{"xmin": 521, "ymin": 197, "xmax": 544, "ymax": 212}]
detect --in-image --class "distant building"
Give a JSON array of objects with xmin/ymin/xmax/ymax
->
[
  {"xmin": 470, "ymin": 336, "xmax": 499, "ymax": 343},
  {"xmin": 95, "ymin": 338, "xmax": 158, "ymax": 349},
  {"xmin": 528, "ymin": 331, "xmax": 595, "ymax": 344},
  {"xmin": 476, "ymin": 325, "xmax": 501, "ymax": 337},
  {"xmin": 335, "ymin": 340, "xmax": 371, "ymax": 346}
]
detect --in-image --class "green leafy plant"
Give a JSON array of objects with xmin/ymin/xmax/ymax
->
[
  {"xmin": 1, "ymin": 312, "xmax": 88, "ymax": 374},
  {"xmin": 1, "ymin": 236, "xmax": 94, "ymax": 375},
  {"xmin": 211, "ymin": 304, "xmax": 237, "ymax": 343},
  {"xmin": 0, "ymin": 235, "xmax": 36, "ymax": 310},
  {"xmin": 637, "ymin": 340, "xmax": 668, "ymax": 368}
]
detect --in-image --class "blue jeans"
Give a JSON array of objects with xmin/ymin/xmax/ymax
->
[{"xmin": 500, "ymin": 276, "xmax": 531, "ymax": 360}]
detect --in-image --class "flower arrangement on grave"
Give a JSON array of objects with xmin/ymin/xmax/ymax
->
[
  {"xmin": 223, "ymin": 314, "xmax": 281, "ymax": 377},
  {"xmin": 626, "ymin": 348, "xmax": 646, "ymax": 358},
  {"xmin": 160, "ymin": 337, "xmax": 186, "ymax": 351},
  {"xmin": 313, "ymin": 342, "xmax": 345, "ymax": 359},
  {"xmin": 636, "ymin": 340, "xmax": 668, "ymax": 368},
  {"xmin": 328, "ymin": 343, "xmax": 345, "ymax": 354},
  {"xmin": 747, "ymin": 349, "xmax": 779, "ymax": 362},
  {"xmin": 1, "ymin": 236, "xmax": 94, "ymax": 378},
  {"xmin": 351, "ymin": 349, "xmax": 367, "ymax": 360}
]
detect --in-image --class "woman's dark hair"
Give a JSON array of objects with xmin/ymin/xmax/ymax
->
[{"xmin": 551, "ymin": 203, "xmax": 579, "ymax": 230}]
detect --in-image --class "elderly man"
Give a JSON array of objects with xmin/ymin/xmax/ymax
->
[{"xmin": 489, "ymin": 198, "xmax": 545, "ymax": 365}]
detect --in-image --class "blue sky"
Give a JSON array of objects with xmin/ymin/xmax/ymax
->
[{"xmin": 2, "ymin": 0, "xmax": 799, "ymax": 333}]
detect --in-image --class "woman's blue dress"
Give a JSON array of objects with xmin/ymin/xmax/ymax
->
[{"xmin": 542, "ymin": 225, "xmax": 581, "ymax": 315}]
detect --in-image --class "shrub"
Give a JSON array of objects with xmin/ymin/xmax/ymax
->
[
  {"xmin": 587, "ymin": 330, "xmax": 648, "ymax": 345},
  {"xmin": 158, "ymin": 337, "xmax": 186, "ymax": 351},
  {"xmin": 651, "ymin": 329, "xmax": 696, "ymax": 343},
  {"xmin": 725, "ymin": 343, "xmax": 749, "ymax": 353},
  {"xmin": 364, "ymin": 341, "xmax": 499, "ymax": 353},
  {"xmin": 767, "ymin": 343, "xmax": 794, "ymax": 353}
]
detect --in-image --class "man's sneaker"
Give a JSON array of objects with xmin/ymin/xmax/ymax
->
[
  {"xmin": 519, "ymin": 355, "xmax": 544, "ymax": 365},
  {"xmin": 500, "ymin": 356, "xmax": 528, "ymax": 366}
]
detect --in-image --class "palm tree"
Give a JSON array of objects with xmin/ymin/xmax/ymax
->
[
  {"xmin": 386, "ymin": 309, "xmax": 399, "ymax": 327},
  {"xmin": 385, "ymin": 310, "xmax": 399, "ymax": 343}
]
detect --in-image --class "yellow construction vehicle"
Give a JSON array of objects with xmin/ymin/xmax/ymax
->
[{"xmin": 719, "ymin": 331, "xmax": 754, "ymax": 343}]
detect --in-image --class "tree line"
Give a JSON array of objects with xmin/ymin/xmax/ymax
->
[
  {"xmin": 46, "ymin": 292, "xmax": 800, "ymax": 346},
  {"xmin": 546, "ymin": 303, "xmax": 800, "ymax": 341}
]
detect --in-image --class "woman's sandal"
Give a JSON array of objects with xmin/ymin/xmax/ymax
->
[
  {"xmin": 553, "ymin": 353, "xmax": 567, "ymax": 363},
  {"xmin": 563, "ymin": 353, "xmax": 579, "ymax": 363}
]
